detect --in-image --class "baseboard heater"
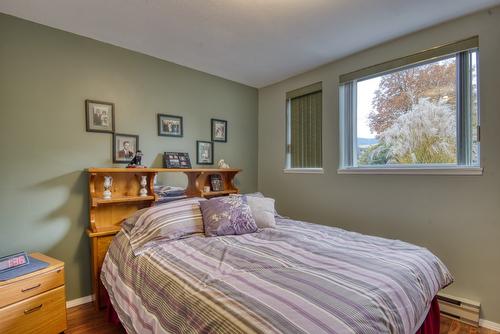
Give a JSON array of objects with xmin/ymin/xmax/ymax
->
[{"xmin": 437, "ymin": 292, "xmax": 480, "ymax": 327}]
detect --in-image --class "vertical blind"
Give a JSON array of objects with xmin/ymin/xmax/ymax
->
[{"xmin": 289, "ymin": 90, "xmax": 322, "ymax": 168}]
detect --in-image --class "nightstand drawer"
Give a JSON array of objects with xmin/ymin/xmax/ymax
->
[
  {"xmin": 0, "ymin": 285, "xmax": 67, "ymax": 334},
  {"xmin": 0, "ymin": 267, "xmax": 65, "ymax": 308}
]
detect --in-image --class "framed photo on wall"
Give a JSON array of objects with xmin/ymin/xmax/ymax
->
[
  {"xmin": 113, "ymin": 133, "xmax": 139, "ymax": 163},
  {"xmin": 158, "ymin": 114, "xmax": 183, "ymax": 137},
  {"xmin": 196, "ymin": 141, "xmax": 214, "ymax": 165},
  {"xmin": 85, "ymin": 100, "xmax": 115, "ymax": 133},
  {"xmin": 211, "ymin": 119, "xmax": 227, "ymax": 142}
]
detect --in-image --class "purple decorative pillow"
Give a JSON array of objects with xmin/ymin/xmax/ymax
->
[{"xmin": 200, "ymin": 196, "xmax": 258, "ymax": 237}]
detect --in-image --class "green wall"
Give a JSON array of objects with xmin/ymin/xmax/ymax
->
[
  {"xmin": 258, "ymin": 7, "xmax": 500, "ymax": 323},
  {"xmin": 0, "ymin": 13, "xmax": 258, "ymax": 300}
]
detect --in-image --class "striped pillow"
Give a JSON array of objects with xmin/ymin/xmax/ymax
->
[{"xmin": 126, "ymin": 197, "xmax": 206, "ymax": 255}]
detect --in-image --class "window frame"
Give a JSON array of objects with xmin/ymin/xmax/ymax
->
[
  {"xmin": 338, "ymin": 38, "xmax": 482, "ymax": 175},
  {"xmin": 284, "ymin": 82, "xmax": 324, "ymax": 173}
]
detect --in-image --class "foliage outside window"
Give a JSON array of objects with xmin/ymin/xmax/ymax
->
[
  {"xmin": 339, "ymin": 37, "xmax": 480, "ymax": 173},
  {"xmin": 286, "ymin": 83, "xmax": 323, "ymax": 171}
]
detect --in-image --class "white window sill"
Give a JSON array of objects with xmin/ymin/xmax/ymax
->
[
  {"xmin": 283, "ymin": 168, "xmax": 324, "ymax": 174},
  {"xmin": 337, "ymin": 166, "xmax": 483, "ymax": 175}
]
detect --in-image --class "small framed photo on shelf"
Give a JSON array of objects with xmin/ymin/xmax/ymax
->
[
  {"xmin": 113, "ymin": 133, "xmax": 139, "ymax": 163},
  {"xmin": 85, "ymin": 100, "xmax": 115, "ymax": 133},
  {"xmin": 163, "ymin": 152, "xmax": 192, "ymax": 169},
  {"xmin": 211, "ymin": 119, "xmax": 227, "ymax": 142},
  {"xmin": 158, "ymin": 114, "xmax": 183, "ymax": 137},
  {"xmin": 210, "ymin": 174, "xmax": 224, "ymax": 191},
  {"xmin": 196, "ymin": 140, "xmax": 214, "ymax": 165}
]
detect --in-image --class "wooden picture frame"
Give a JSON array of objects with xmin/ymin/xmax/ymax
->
[
  {"xmin": 85, "ymin": 100, "xmax": 115, "ymax": 133},
  {"xmin": 196, "ymin": 141, "xmax": 214, "ymax": 165},
  {"xmin": 211, "ymin": 118, "xmax": 227, "ymax": 142},
  {"xmin": 113, "ymin": 133, "xmax": 139, "ymax": 163},
  {"xmin": 158, "ymin": 114, "xmax": 183, "ymax": 137}
]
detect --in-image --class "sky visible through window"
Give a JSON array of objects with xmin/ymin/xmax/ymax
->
[
  {"xmin": 357, "ymin": 77, "xmax": 380, "ymax": 140},
  {"xmin": 354, "ymin": 56, "xmax": 468, "ymax": 165}
]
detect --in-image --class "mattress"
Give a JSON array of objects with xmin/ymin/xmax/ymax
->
[{"xmin": 101, "ymin": 218, "xmax": 453, "ymax": 334}]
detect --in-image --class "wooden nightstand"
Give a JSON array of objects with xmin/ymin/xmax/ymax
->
[{"xmin": 0, "ymin": 253, "xmax": 67, "ymax": 334}]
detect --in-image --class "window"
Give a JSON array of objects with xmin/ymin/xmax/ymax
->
[
  {"xmin": 285, "ymin": 82, "xmax": 323, "ymax": 172},
  {"xmin": 339, "ymin": 37, "xmax": 481, "ymax": 174}
]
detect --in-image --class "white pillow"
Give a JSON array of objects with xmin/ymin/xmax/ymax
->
[
  {"xmin": 245, "ymin": 196, "xmax": 276, "ymax": 228},
  {"xmin": 242, "ymin": 192, "xmax": 282, "ymax": 217}
]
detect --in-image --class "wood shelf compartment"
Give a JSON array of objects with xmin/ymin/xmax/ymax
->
[
  {"xmin": 91, "ymin": 195, "xmax": 156, "ymax": 207},
  {"xmin": 184, "ymin": 169, "xmax": 240, "ymax": 198}
]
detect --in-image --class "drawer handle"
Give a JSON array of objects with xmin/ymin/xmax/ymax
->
[
  {"xmin": 21, "ymin": 283, "xmax": 41, "ymax": 292},
  {"xmin": 24, "ymin": 304, "xmax": 43, "ymax": 315}
]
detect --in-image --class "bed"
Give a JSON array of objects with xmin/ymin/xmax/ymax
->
[{"xmin": 101, "ymin": 216, "xmax": 453, "ymax": 334}]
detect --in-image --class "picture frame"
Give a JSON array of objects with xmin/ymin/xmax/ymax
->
[
  {"xmin": 85, "ymin": 100, "xmax": 115, "ymax": 133},
  {"xmin": 211, "ymin": 118, "xmax": 227, "ymax": 142},
  {"xmin": 113, "ymin": 133, "xmax": 139, "ymax": 164},
  {"xmin": 210, "ymin": 174, "xmax": 224, "ymax": 191},
  {"xmin": 158, "ymin": 114, "xmax": 183, "ymax": 137},
  {"xmin": 196, "ymin": 140, "xmax": 214, "ymax": 165},
  {"xmin": 163, "ymin": 152, "xmax": 192, "ymax": 169}
]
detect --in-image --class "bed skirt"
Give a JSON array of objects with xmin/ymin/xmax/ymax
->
[
  {"xmin": 415, "ymin": 296, "xmax": 441, "ymax": 334},
  {"xmin": 103, "ymin": 288, "xmax": 440, "ymax": 334},
  {"xmin": 103, "ymin": 289, "xmax": 122, "ymax": 328}
]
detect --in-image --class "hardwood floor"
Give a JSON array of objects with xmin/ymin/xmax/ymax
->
[
  {"xmin": 439, "ymin": 317, "xmax": 500, "ymax": 334},
  {"xmin": 66, "ymin": 302, "xmax": 499, "ymax": 334},
  {"xmin": 440, "ymin": 317, "xmax": 499, "ymax": 334},
  {"xmin": 66, "ymin": 303, "xmax": 125, "ymax": 334}
]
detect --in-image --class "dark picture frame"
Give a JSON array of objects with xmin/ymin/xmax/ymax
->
[
  {"xmin": 211, "ymin": 118, "xmax": 227, "ymax": 142},
  {"xmin": 158, "ymin": 114, "xmax": 183, "ymax": 137},
  {"xmin": 210, "ymin": 174, "xmax": 224, "ymax": 191},
  {"xmin": 113, "ymin": 133, "xmax": 139, "ymax": 163},
  {"xmin": 163, "ymin": 152, "xmax": 192, "ymax": 169},
  {"xmin": 196, "ymin": 141, "xmax": 214, "ymax": 165},
  {"xmin": 85, "ymin": 100, "xmax": 115, "ymax": 133}
]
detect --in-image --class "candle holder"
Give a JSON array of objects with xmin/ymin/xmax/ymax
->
[
  {"xmin": 103, "ymin": 176, "xmax": 112, "ymax": 199},
  {"xmin": 139, "ymin": 175, "xmax": 148, "ymax": 197}
]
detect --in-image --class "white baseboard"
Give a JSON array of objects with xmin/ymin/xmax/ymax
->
[
  {"xmin": 480, "ymin": 319, "xmax": 500, "ymax": 331},
  {"xmin": 66, "ymin": 295, "xmax": 94, "ymax": 308}
]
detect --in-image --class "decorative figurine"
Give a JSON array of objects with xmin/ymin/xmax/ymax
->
[
  {"xmin": 139, "ymin": 175, "xmax": 148, "ymax": 197},
  {"xmin": 127, "ymin": 150, "xmax": 145, "ymax": 168},
  {"xmin": 103, "ymin": 176, "xmax": 112, "ymax": 199},
  {"xmin": 217, "ymin": 159, "xmax": 230, "ymax": 169}
]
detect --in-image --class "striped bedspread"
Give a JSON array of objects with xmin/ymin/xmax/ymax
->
[{"xmin": 101, "ymin": 218, "xmax": 453, "ymax": 334}]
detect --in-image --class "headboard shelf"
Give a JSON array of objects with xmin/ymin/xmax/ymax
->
[
  {"xmin": 86, "ymin": 228, "xmax": 121, "ymax": 238},
  {"xmin": 87, "ymin": 167, "xmax": 242, "ymax": 173},
  {"xmin": 91, "ymin": 195, "xmax": 156, "ymax": 207},
  {"xmin": 201, "ymin": 189, "xmax": 238, "ymax": 197},
  {"xmin": 86, "ymin": 166, "xmax": 242, "ymax": 309}
]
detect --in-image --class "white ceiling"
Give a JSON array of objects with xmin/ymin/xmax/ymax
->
[{"xmin": 1, "ymin": 0, "xmax": 499, "ymax": 88}]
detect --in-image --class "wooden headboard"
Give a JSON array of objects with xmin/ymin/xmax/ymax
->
[{"xmin": 86, "ymin": 167, "xmax": 241, "ymax": 309}]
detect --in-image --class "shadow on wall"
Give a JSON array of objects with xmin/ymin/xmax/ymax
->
[
  {"xmin": 29, "ymin": 171, "xmax": 91, "ymax": 298},
  {"xmin": 152, "ymin": 153, "xmax": 164, "ymax": 168}
]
